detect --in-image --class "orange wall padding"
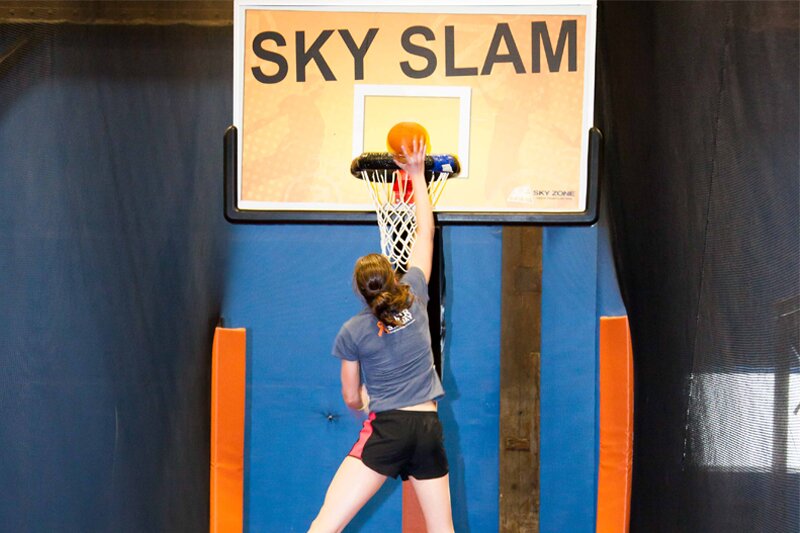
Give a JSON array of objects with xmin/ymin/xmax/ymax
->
[
  {"xmin": 210, "ymin": 327, "xmax": 247, "ymax": 533},
  {"xmin": 596, "ymin": 316, "xmax": 634, "ymax": 533}
]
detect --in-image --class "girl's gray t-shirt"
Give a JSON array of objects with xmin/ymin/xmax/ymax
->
[{"xmin": 332, "ymin": 266, "xmax": 445, "ymax": 412}]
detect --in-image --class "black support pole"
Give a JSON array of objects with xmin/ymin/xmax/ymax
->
[{"xmin": 427, "ymin": 225, "xmax": 445, "ymax": 379}]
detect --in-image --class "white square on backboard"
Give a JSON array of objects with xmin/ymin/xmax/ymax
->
[{"xmin": 352, "ymin": 84, "xmax": 472, "ymax": 177}]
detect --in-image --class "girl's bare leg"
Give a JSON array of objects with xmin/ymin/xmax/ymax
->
[
  {"xmin": 308, "ymin": 456, "xmax": 387, "ymax": 533},
  {"xmin": 408, "ymin": 474, "xmax": 455, "ymax": 533}
]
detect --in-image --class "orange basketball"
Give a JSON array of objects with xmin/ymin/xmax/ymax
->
[{"xmin": 386, "ymin": 122, "xmax": 431, "ymax": 161}]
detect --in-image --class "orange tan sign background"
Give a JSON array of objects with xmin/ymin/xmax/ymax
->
[{"xmin": 236, "ymin": 4, "xmax": 595, "ymax": 214}]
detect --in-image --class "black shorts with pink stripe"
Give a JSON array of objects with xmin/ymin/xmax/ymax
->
[{"xmin": 348, "ymin": 410, "xmax": 449, "ymax": 481}]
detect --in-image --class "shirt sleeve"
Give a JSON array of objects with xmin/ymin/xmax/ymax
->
[
  {"xmin": 402, "ymin": 266, "xmax": 429, "ymax": 305},
  {"xmin": 332, "ymin": 323, "xmax": 359, "ymax": 361}
]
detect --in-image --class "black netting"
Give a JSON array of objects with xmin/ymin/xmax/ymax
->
[
  {"xmin": 597, "ymin": 2, "xmax": 799, "ymax": 531},
  {"xmin": 0, "ymin": 21, "xmax": 230, "ymax": 532}
]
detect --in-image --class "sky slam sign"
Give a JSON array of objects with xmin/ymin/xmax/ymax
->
[{"xmin": 251, "ymin": 20, "xmax": 578, "ymax": 84}]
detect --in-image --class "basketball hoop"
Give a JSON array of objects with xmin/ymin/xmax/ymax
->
[{"xmin": 351, "ymin": 152, "xmax": 459, "ymax": 271}]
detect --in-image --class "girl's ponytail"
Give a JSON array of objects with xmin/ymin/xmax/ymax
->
[{"xmin": 354, "ymin": 254, "xmax": 413, "ymax": 327}]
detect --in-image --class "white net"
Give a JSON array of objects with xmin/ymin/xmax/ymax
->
[{"xmin": 359, "ymin": 168, "xmax": 450, "ymax": 271}]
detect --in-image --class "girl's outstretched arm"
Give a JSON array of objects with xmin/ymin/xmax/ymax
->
[{"xmin": 395, "ymin": 137, "xmax": 434, "ymax": 282}]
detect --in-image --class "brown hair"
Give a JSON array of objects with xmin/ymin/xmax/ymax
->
[{"xmin": 354, "ymin": 253, "xmax": 413, "ymax": 327}]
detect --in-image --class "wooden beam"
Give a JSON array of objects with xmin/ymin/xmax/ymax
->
[
  {"xmin": 0, "ymin": 1, "xmax": 232, "ymax": 26},
  {"xmin": 499, "ymin": 226, "xmax": 542, "ymax": 533}
]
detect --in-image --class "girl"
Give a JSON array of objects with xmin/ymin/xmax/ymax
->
[{"xmin": 308, "ymin": 139, "xmax": 454, "ymax": 533}]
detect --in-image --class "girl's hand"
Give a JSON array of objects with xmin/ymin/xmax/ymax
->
[{"xmin": 394, "ymin": 137, "xmax": 426, "ymax": 179}]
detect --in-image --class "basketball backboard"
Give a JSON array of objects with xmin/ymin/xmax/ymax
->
[{"xmin": 228, "ymin": 0, "xmax": 599, "ymax": 223}]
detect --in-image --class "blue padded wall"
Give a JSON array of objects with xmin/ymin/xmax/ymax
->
[
  {"xmin": 221, "ymin": 225, "xmax": 502, "ymax": 532},
  {"xmin": 537, "ymin": 218, "xmax": 627, "ymax": 532},
  {"xmin": 439, "ymin": 226, "xmax": 502, "ymax": 532},
  {"xmin": 540, "ymin": 225, "xmax": 600, "ymax": 533},
  {"xmin": 222, "ymin": 221, "xmax": 622, "ymax": 532},
  {"xmin": 595, "ymin": 205, "xmax": 627, "ymax": 318}
]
